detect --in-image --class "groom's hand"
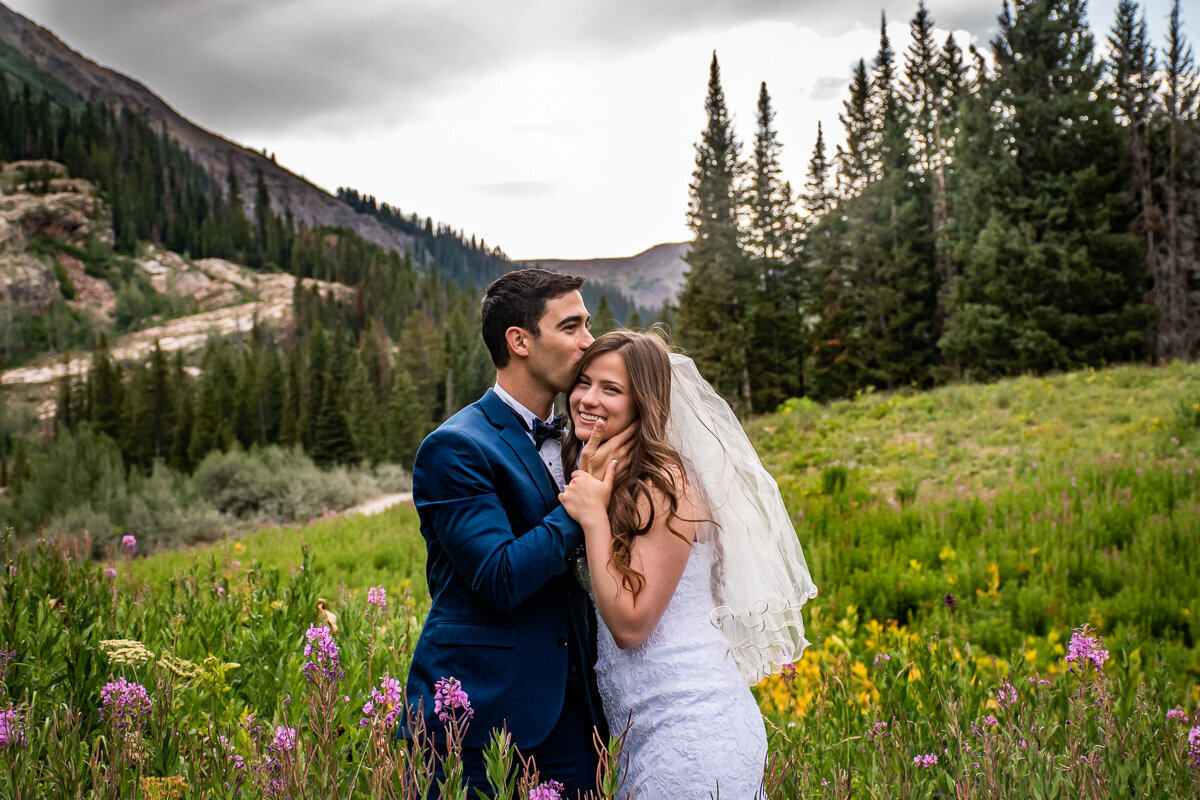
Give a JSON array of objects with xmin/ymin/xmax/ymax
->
[{"xmin": 579, "ymin": 420, "xmax": 636, "ymax": 481}]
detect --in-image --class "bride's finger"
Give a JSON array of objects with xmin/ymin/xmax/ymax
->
[{"xmin": 579, "ymin": 419, "xmax": 607, "ymax": 473}]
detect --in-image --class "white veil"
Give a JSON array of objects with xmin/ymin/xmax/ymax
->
[{"xmin": 665, "ymin": 353, "xmax": 818, "ymax": 684}]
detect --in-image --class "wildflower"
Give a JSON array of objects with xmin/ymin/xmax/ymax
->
[
  {"xmin": 270, "ymin": 726, "xmax": 297, "ymax": 754},
  {"xmin": 0, "ymin": 707, "xmax": 23, "ymax": 748},
  {"xmin": 996, "ymin": 682, "xmax": 1017, "ymax": 709},
  {"xmin": 1166, "ymin": 707, "xmax": 1189, "ymax": 723},
  {"xmin": 360, "ymin": 676, "xmax": 404, "ymax": 729},
  {"xmin": 868, "ymin": 721, "xmax": 890, "ymax": 741},
  {"xmin": 100, "ymin": 677, "xmax": 153, "ymax": 732},
  {"xmin": 104, "ymin": 567, "xmax": 117, "ymax": 579},
  {"xmin": 1188, "ymin": 725, "xmax": 1200, "ymax": 768},
  {"xmin": 874, "ymin": 652, "xmax": 891, "ymax": 665},
  {"xmin": 529, "ymin": 780, "xmax": 565, "ymax": 800},
  {"xmin": 943, "ymin": 593, "xmax": 957, "ymax": 610},
  {"xmin": 913, "ymin": 753, "xmax": 938, "ymax": 767},
  {"xmin": 434, "ymin": 676, "xmax": 473, "ymax": 724},
  {"xmin": 984, "ymin": 715, "xmax": 999, "ymax": 726},
  {"xmin": 367, "ymin": 586, "xmax": 387, "ymax": 610},
  {"xmin": 302, "ymin": 625, "xmax": 342, "ymax": 683},
  {"xmin": 231, "ymin": 560, "xmax": 241, "ymax": 568},
  {"xmin": 1066, "ymin": 625, "xmax": 1109, "ymax": 672},
  {"xmin": 121, "ymin": 535, "xmax": 137, "ymax": 556}
]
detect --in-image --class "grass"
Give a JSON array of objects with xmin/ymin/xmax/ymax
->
[
  {"xmin": 7, "ymin": 361, "xmax": 1200, "ymax": 797},
  {"xmin": 132, "ymin": 504, "xmax": 428, "ymax": 597}
]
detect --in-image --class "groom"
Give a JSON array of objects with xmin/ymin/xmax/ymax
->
[{"xmin": 403, "ymin": 268, "xmax": 618, "ymax": 796}]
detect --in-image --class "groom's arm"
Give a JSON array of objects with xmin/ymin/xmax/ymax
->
[{"xmin": 413, "ymin": 427, "xmax": 583, "ymax": 614}]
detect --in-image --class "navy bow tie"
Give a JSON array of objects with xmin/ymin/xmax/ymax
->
[{"xmin": 530, "ymin": 414, "xmax": 568, "ymax": 450}]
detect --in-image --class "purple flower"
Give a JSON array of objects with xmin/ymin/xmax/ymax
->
[
  {"xmin": 103, "ymin": 567, "xmax": 117, "ymax": 579},
  {"xmin": 0, "ymin": 707, "xmax": 23, "ymax": 748},
  {"xmin": 1167, "ymin": 707, "xmax": 1189, "ymax": 723},
  {"xmin": 360, "ymin": 676, "xmax": 404, "ymax": 729},
  {"xmin": 1066, "ymin": 625, "xmax": 1109, "ymax": 673},
  {"xmin": 874, "ymin": 652, "xmax": 891, "ymax": 665},
  {"xmin": 302, "ymin": 625, "xmax": 342, "ymax": 683},
  {"xmin": 996, "ymin": 682, "xmax": 1017, "ymax": 709},
  {"xmin": 367, "ymin": 586, "xmax": 387, "ymax": 609},
  {"xmin": 434, "ymin": 676, "xmax": 473, "ymax": 724},
  {"xmin": 984, "ymin": 715, "xmax": 999, "ymax": 726},
  {"xmin": 1188, "ymin": 725, "xmax": 1200, "ymax": 768},
  {"xmin": 121, "ymin": 535, "xmax": 137, "ymax": 556},
  {"xmin": 913, "ymin": 753, "xmax": 938, "ymax": 767},
  {"xmin": 100, "ymin": 677, "xmax": 152, "ymax": 732},
  {"xmin": 943, "ymin": 593, "xmax": 957, "ymax": 610},
  {"xmin": 270, "ymin": 726, "xmax": 297, "ymax": 754},
  {"xmin": 529, "ymin": 780, "xmax": 565, "ymax": 800}
]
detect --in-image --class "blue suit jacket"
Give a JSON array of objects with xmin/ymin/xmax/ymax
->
[{"xmin": 403, "ymin": 388, "xmax": 604, "ymax": 749}]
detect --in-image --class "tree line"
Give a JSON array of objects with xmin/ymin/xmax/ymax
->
[{"xmin": 677, "ymin": 0, "xmax": 1199, "ymax": 413}]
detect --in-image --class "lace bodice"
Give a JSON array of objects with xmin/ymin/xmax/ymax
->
[{"xmin": 594, "ymin": 541, "xmax": 766, "ymax": 800}]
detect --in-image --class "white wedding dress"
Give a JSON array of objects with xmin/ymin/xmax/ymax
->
[{"xmin": 594, "ymin": 539, "xmax": 767, "ymax": 800}]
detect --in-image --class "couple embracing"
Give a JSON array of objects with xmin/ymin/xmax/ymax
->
[{"xmin": 403, "ymin": 269, "xmax": 817, "ymax": 799}]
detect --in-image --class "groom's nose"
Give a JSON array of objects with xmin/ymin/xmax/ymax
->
[{"xmin": 580, "ymin": 328, "xmax": 594, "ymax": 348}]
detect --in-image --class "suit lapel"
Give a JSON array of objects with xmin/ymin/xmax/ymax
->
[{"xmin": 480, "ymin": 389, "xmax": 559, "ymax": 511}]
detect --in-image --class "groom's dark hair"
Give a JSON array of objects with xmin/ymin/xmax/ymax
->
[{"xmin": 481, "ymin": 268, "xmax": 585, "ymax": 368}]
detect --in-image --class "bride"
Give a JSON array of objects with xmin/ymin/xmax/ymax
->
[{"xmin": 557, "ymin": 330, "xmax": 817, "ymax": 800}]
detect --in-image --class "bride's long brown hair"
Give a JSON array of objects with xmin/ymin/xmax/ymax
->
[{"xmin": 563, "ymin": 330, "xmax": 692, "ymax": 598}]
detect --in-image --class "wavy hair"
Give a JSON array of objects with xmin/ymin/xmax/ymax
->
[{"xmin": 563, "ymin": 330, "xmax": 694, "ymax": 598}]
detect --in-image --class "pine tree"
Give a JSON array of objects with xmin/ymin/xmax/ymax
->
[
  {"xmin": 1154, "ymin": 0, "xmax": 1200, "ymax": 360},
  {"xmin": 746, "ymin": 82, "xmax": 804, "ymax": 409},
  {"xmin": 837, "ymin": 60, "xmax": 873, "ymax": 197},
  {"xmin": 386, "ymin": 367, "xmax": 428, "ymax": 469},
  {"xmin": 312, "ymin": 372, "xmax": 357, "ymax": 466},
  {"xmin": 592, "ymin": 295, "xmax": 617, "ymax": 336},
  {"xmin": 942, "ymin": 0, "xmax": 1153, "ymax": 377},
  {"xmin": 676, "ymin": 52, "xmax": 753, "ymax": 412}
]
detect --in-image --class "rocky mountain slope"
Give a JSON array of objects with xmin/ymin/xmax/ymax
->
[
  {"xmin": 0, "ymin": 161, "xmax": 352, "ymax": 400},
  {"xmin": 519, "ymin": 242, "xmax": 690, "ymax": 309},
  {"xmin": 0, "ymin": 2, "xmax": 412, "ymax": 255}
]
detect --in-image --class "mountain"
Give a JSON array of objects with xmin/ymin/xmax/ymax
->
[
  {"xmin": 0, "ymin": 2, "xmax": 413, "ymax": 255},
  {"xmin": 519, "ymin": 242, "xmax": 690, "ymax": 309}
]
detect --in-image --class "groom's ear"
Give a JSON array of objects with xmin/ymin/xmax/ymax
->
[{"xmin": 505, "ymin": 326, "xmax": 531, "ymax": 359}]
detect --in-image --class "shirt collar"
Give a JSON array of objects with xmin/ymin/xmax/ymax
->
[{"xmin": 492, "ymin": 383, "xmax": 556, "ymax": 432}]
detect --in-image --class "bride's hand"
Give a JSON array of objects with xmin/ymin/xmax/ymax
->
[
  {"xmin": 558, "ymin": 460, "xmax": 616, "ymax": 528},
  {"xmin": 579, "ymin": 417, "xmax": 636, "ymax": 481}
]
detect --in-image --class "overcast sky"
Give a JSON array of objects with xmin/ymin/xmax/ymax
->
[{"xmin": 5, "ymin": 0, "xmax": 1197, "ymax": 260}]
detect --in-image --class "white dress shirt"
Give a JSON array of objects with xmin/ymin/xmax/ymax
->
[{"xmin": 492, "ymin": 383, "xmax": 567, "ymax": 491}]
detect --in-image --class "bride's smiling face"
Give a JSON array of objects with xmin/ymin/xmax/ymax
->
[{"xmin": 569, "ymin": 351, "xmax": 638, "ymax": 441}]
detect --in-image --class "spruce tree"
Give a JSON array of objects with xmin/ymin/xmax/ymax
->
[
  {"xmin": 942, "ymin": 0, "xmax": 1153, "ymax": 377},
  {"xmin": 676, "ymin": 52, "xmax": 753, "ymax": 412},
  {"xmin": 1154, "ymin": 0, "xmax": 1200, "ymax": 360}
]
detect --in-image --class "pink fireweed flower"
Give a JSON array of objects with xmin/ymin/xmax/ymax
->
[
  {"xmin": 1066, "ymin": 625, "xmax": 1108, "ymax": 673},
  {"xmin": 913, "ymin": 753, "xmax": 938, "ymax": 767},
  {"xmin": 1188, "ymin": 726, "xmax": 1200, "ymax": 768},
  {"xmin": 0, "ymin": 707, "xmax": 23, "ymax": 748},
  {"xmin": 104, "ymin": 567, "xmax": 117, "ymax": 579},
  {"xmin": 270, "ymin": 726, "xmax": 297, "ymax": 754},
  {"xmin": 367, "ymin": 586, "xmax": 387, "ymax": 610},
  {"xmin": 120, "ymin": 535, "xmax": 137, "ymax": 556},
  {"xmin": 1167, "ymin": 707, "xmax": 1189, "ymax": 723},
  {"xmin": 996, "ymin": 682, "xmax": 1017, "ymax": 708},
  {"xmin": 874, "ymin": 652, "xmax": 891, "ymax": 665},
  {"xmin": 434, "ymin": 676, "xmax": 473, "ymax": 724},
  {"xmin": 528, "ymin": 780, "xmax": 565, "ymax": 800},
  {"xmin": 302, "ymin": 625, "xmax": 343, "ymax": 683},
  {"xmin": 100, "ymin": 677, "xmax": 152, "ymax": 733},
  {"xmin": 360, "ymin": 676, "xmax": 403, "ymax": 729}
]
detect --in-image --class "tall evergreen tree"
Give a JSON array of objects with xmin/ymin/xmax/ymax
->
[
  {"xmin": 942, "ymin": 0, "xmax": 1153, "ymax": 377},
  {"xmin": 676, "ymin": 52, "xmax": 753, "ymax": 412},
  {"xmin": 1154, "ymin": 0, "xmax": 1200, "ymax": 360}
]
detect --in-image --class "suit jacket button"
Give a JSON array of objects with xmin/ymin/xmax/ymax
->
[{"xmin": 556, "ymin": 636, "xmax": 568, "ymax": 648}]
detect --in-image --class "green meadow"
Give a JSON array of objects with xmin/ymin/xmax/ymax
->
[{"xmin": 5, "ymin": 362, "xmax": 1200, "ymax": 797}]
